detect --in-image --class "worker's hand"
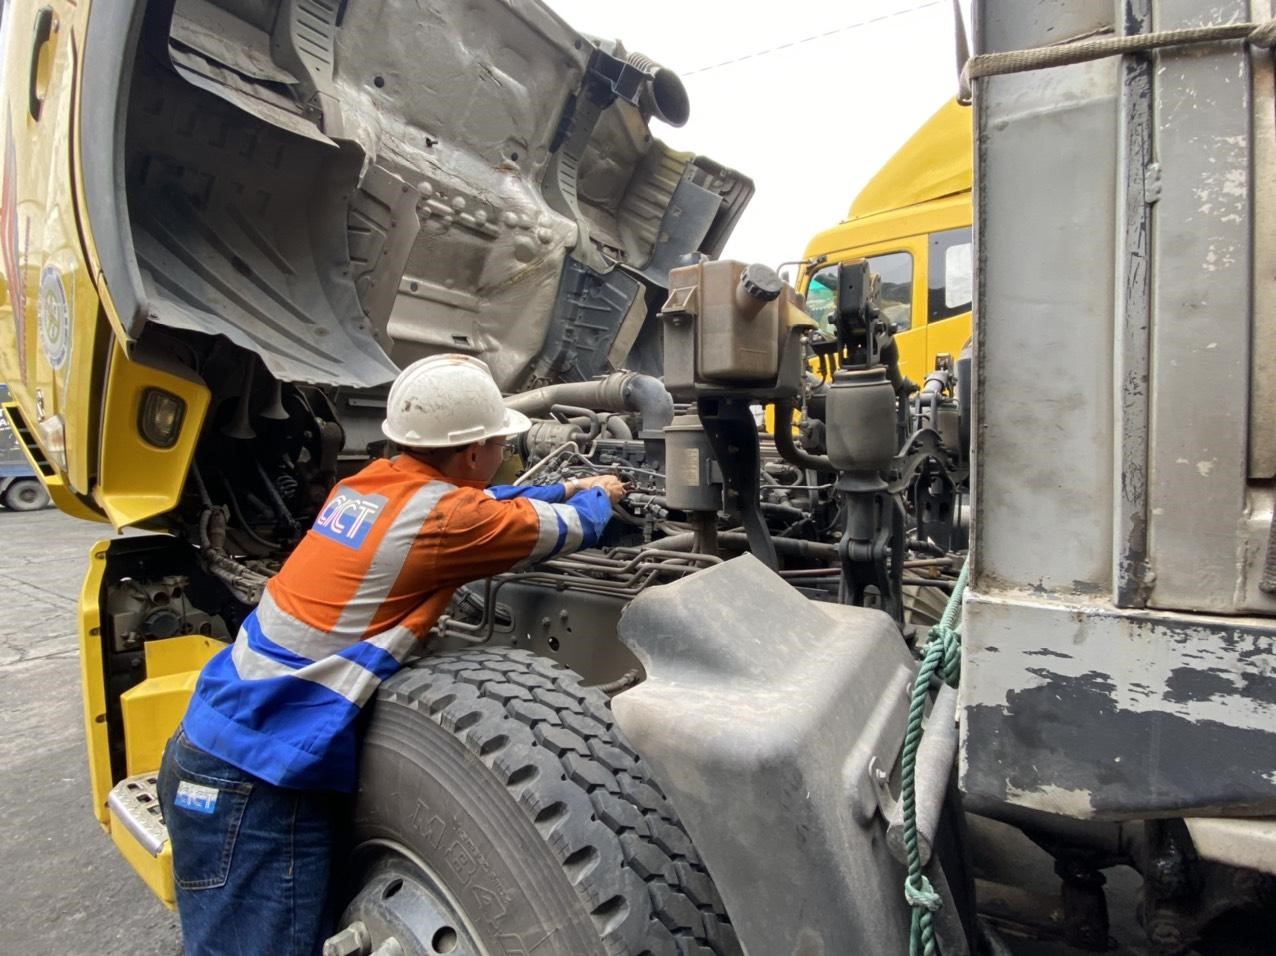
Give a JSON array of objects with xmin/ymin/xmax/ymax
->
[{"xmin": 571, "ymin": 475, "xmax": 626, "ymax": 504}]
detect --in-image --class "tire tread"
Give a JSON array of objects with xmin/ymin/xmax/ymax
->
[{"xmin": 378, "ymin": 648, "xmax": 739, "ymax": 956}]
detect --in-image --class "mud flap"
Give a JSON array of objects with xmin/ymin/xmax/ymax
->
[{"xmin": 614, "ymin": 554, "xmax": 918, "ymax": 953}]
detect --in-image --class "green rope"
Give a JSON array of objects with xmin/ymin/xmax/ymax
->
[{"xmin": 901, "ymin": 559, "xmax": 969, "ymax": 955}]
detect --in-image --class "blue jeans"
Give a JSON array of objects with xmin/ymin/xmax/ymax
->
[{"xmin": 157, "ymin": 729, "xmax": 340, "ymax": 956}]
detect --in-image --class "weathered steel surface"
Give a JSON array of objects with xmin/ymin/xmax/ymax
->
[
  {"xmin": 968, "ymin": 0, "xmax": 1276, "ymax": 819},
  {"xmin": 962, "ymin": 590, "xmax": 1276, "ymax": 818},
  {"xmin": 1144, "ymin": 0, "xmax": 1252, "ymax": 614},
  {"xmin": 1112, "ymin": 0, "xmax": 1154, "ymax": 609},
  {"xmin": 972, "ymin": 0, "xmax": 1119, "ymax": 595}
]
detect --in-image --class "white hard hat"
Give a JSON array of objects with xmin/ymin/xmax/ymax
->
[{"xmin": 381, "ymin": 354, "xmax": 531, "ymax": 448}]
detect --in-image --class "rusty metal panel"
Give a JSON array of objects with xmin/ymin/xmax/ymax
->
[
  {"xmin": 961, "ymin": 592, "xmax": 1276, "ymax": 819},
  {"xmin": 1112, "ymin": 0, "xmax": 1155, "ymax": 608}
]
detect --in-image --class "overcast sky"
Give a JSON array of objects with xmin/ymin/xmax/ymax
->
[{"xmin": 544, "ymin": 0, "xmax": 962, "ymax": 270}]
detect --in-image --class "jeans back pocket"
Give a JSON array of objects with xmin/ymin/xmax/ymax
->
[{"xmin": 159, "ymin": 735, "xmax": 254, "ymax": 891}]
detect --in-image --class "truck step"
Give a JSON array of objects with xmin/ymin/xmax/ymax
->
[{"xmin": 107, "ymin": 773, "xmax": 167, "ymax": 856}]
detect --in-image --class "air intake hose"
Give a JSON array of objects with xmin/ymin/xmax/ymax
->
[{"xmin": 504, "ymin": 372, "xmax": 674, "ymax": 434}]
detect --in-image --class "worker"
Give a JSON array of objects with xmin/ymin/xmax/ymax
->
[{"xmin": 156, "ymin": 354, "xmax": 625, "ymax": 955}]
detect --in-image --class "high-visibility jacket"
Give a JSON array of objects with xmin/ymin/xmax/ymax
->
[{"xmin": 181, "ymin": 454, "xmax": 613, "ymax": 791}]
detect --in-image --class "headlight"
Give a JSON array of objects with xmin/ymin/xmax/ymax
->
[
  {"xmin": 35, "ymin": 413, "xmax": 67, "ymax": 471},
  {"xmin": 138, "ymin": 388, "xmax": 186, "ymax": 449}
]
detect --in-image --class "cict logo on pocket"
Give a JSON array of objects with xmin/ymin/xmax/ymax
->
[
  {"xmin": 175, "ymin": 781, "xmax": 219, "ymax": 815},
  {"xmin": 313, "ymin": 487, "xmax": 388, "ymax": 550}
]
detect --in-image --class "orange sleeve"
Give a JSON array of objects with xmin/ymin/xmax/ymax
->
[{"xmin": 430, "ymin": 488, "xmax": 549, "ymax": 587}]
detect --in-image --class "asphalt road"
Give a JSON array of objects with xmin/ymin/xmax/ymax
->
[{"xmin": 0, "ymin": 508, "xmax": 181, "ymax": 954}]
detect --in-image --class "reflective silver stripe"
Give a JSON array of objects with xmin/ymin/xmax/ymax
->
[
  {"xmin": 553, "ymin": 503, "xmax": 585, "ymax": 555},
  {"xmin": 231, "ymin": 630, "xmax": 293, "ymax": 680},
  {"xmin": 367, "ymin": 625, "xmax": 418, "ymax": 664},
  {"xmin": 255, "ymin": 590, "xmax": 350, "ymax": 661},
  {"xmin": 231, "ymin": 628, "xmax": 386, "ymax": 707},
  {"xmin": 334, "ymin": 480, "xmax": 456, "ymax": 639},
  {"xmin": 523, "ymin": 498, "xmax": 564, "ymax": 565},
  {"xmin": 297, "ymin": 655, "xmax": 383, "ymax": 708}
]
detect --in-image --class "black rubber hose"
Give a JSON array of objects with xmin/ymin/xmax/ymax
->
[
  {"xmin": 652, "ymin": 530, "xmax": 837, "ymax": 559},
  {"xmin": 549, "ymin": 404, "xmax": 602, "ymax": 443},
  {"xmin": 772, "ymin": 401, "xmax": 835, "ymax": 473},
  {"xmin": 879, "ymin": 339, "xmax": 916, "ymax": 396},
  {"xmin": 604, "ymin": 415, "xmax": 634, "ymax": 439}
]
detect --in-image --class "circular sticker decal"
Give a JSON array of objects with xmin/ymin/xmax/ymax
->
[{"xmin": 38, "ymin": 265, "xmax": 70, "ymax": 372}]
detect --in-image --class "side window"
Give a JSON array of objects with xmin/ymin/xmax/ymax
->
[
  {"xmin": 804, "ymin": 252, "xmax": 914, "ymax": 334},
  {"xmin": 869, "ymin": 251, "xmax": 913, "ymax": 332},
  {"xmin": 929, "ymin": 227, "xmax": 972, "ymax": 322}
]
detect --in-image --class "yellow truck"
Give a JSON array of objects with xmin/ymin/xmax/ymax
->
[
  {"xmin": 799, "ymin": 97, "xmax": 972, "ymax": 384},
  {"xmin": 6, "ymin": 2, "xmax": 1276, "ymax": 954}
]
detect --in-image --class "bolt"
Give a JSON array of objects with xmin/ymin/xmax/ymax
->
[
  {"xmin": 1146, "ymin": 915, "xmax": 1184, "ymax": 952},
  {"xmin": 322, "ymin": 921, "xmax": 371, "ymax": 956},
  {"xmin": 1150, "ymin": 856, "xmax": 1182, "ymax": 896}
]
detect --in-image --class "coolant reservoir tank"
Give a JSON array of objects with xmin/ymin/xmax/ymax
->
[
  {"xmin": 661, "ymin": 260, "xmax": 812, "ymax": 398},
  {"xmin": 699, "ymin": 261, "xmax": 782, "ymax": 382},
  {"xmin": 825, "ymin": 367, "xmax": 897, "ymax": 473}
]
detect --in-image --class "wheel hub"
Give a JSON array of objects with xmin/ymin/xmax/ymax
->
[{"xmin": 324, "ymin": 843, "xmax": 486, "ymax": 956}]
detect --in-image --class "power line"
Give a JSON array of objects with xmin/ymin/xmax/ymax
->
[{"xmin": 682, "ymin": 1, "xmax": 946, "ymax": 77}]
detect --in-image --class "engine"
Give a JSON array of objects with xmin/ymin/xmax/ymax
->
[
  {"xmin": 119, "ymin": 258, "xmax": 968, "ymax": 689},
  {"xmin": 423, "ymin": 257, "xmax": 971, "ymax": 683}
]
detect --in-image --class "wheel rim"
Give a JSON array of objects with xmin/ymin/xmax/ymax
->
[
  {"xmin": 329, "ymin": 839, "xmax": 489, "ymax": 956},
  {"xmin": 16, "ymin": 486, "xmax": 38, "ymax": 505}
]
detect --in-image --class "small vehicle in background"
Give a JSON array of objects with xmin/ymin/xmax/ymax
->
[{"xmin": 0, "ymin": 384, "xmax": 50, "ymax": 511}]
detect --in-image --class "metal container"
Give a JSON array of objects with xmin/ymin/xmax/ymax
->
[{"xmin": 663, "ymin": 414, "xmax": 721, "ymax": 512}]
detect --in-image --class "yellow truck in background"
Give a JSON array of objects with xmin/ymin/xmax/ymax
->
[{"xmin": 799, "ymin": 98, "xmax": 972, "ymax": 384}]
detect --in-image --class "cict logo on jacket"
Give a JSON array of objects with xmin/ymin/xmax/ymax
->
[{"xmin": 313, "ymin": 488, "xmax": 388, "ymax": 549}]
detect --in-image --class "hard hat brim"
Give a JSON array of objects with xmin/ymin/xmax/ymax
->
[{"xmin": 492, "ymin": 406, "xmax": 532, "ymax": 439}]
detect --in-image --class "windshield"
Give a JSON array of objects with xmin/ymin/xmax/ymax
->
[{"xmin": 805, "ymin": 252, "xmax": 914, "ymax": 334}]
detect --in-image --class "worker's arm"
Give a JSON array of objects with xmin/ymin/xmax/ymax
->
[
  {"xmin": 486, "ymin": 476, "xmax": 620, "ymax": 503},
  {"xmin": 432, "ymin": 480, "xmax": 622, "ymax": 587},
  {"xmin": 485, "ymin": 483, "xmax": 567, "ymax": 503}
]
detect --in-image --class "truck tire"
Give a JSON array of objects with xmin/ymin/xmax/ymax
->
[
  {"xmin": 2, "ymin": 479, "xmax": 49, "ymax": 512},
  {"xmin": 340, "ymin": 647, "xmax": 740, "ymax": 956}
]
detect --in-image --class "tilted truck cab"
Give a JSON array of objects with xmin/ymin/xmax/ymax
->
[{"xmin": 0, "ymin": 0, "xmax": 758, "ymax": 943}]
